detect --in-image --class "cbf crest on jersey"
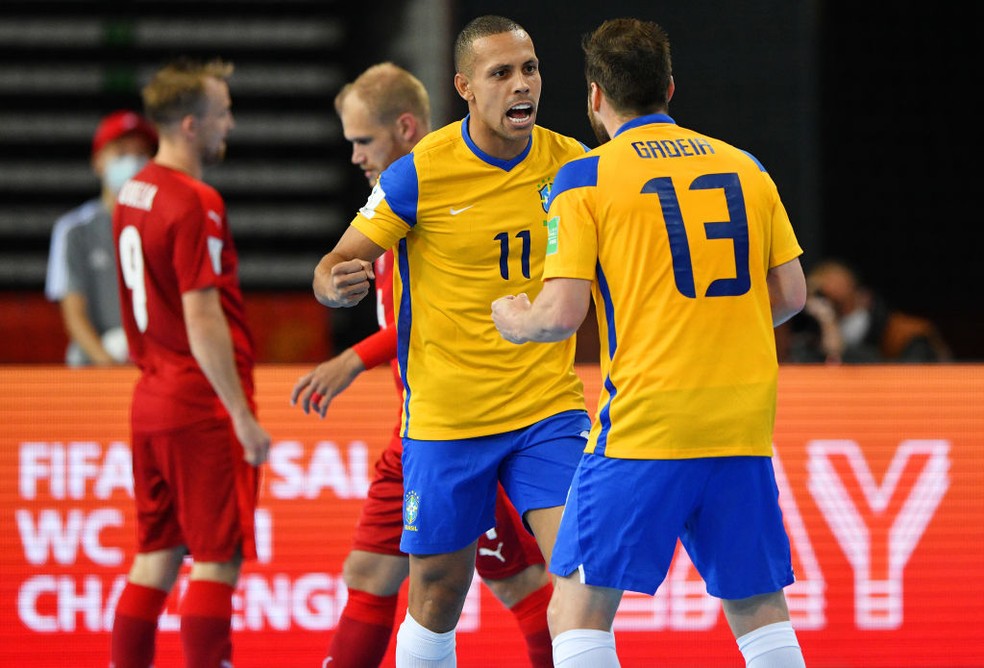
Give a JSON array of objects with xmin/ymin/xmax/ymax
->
[
  {"xmin": 403, "ymin": 490, "xmax": 420, "ymax": 531},
  {"xmin": 537, "ymin": 177, "xmax": 553, "ymax": 213}
]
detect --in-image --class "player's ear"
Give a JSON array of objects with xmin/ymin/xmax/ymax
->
[
  {"xmin": 588, "ymin": 82, "xmax": 602, "ymax": 113},
  {"xmin": 91, "ymin": 150, "xmax": 104, "ymax": 176},
  {"xmin": 179, "ymin": 113, "xmax": 198, "ymax": 139},
  {"xmin": 395, "ymin": 112, "xmax": 417, "ymax": 141},
  {"xmin": 667, "ymin": 76, "xmax": 675, "ymax": 104},
  {"xmin": 453, "ymin": 73, "xmax": 473, "ymax": 102}
]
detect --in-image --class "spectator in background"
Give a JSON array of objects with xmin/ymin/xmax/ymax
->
[
  {"xmin": 291, "ymin": 62, "xmax": 556, "ymax": 667},
  {"xmin": 44, "ymin": 110, "xmax": 157, "ymax": 366},
  {"xmin": 110, "ymin": 58, "xmax": 270, "ymax": 668},
  {"xmin": 782, "ymin": 258, "xmax": 951, "ymax": 364}
]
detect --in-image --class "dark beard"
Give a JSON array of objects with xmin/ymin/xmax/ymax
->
[
  {"xmin": 203, "ymin": 143, "xmax": 226, "ymax": 166},
  {"xmin": 587, "ymin": 98, "xmax": 610, "ymax": 145}
]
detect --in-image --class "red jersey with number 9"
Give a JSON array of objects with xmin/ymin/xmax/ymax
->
[{"xmin": 113, "ymin": 161, "xmax": 255, "ymax": 432}]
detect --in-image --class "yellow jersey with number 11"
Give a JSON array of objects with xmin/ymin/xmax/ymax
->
[{"xmin": 353, "ymin": 117, "xmax": 587, "ymax": 440}]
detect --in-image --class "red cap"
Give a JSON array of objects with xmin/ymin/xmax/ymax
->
[{"xmin": 91, "ymin": 110, "xmax": 158, "ymax": 158}]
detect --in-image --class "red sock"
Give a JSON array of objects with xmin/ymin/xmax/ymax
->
[
  {"xmin": 179, "ymin": 580, "xmax": 235, "ymax": 668},
  {"xmin": 111, "ymin": 582, "xmax": 169, "ymax": 668},
  {"xmin": 510, "ymin": 582, "xmax": 554, "ymax": 668},
  {"xmin": 324, "ymin": 589, "xmax": 399, "ymax": 668}
]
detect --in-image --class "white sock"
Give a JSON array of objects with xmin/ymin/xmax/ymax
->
[
  {"xmin": 395, "ymin": 610, "xmax": 456, "ymax": 668},
  {"xmin": 736, "ymin": 621, "xmax": 806, "ymax": 667},
  {"xmin": 553, "ymin": 628, "xmax": 620, "ymax": 667}
]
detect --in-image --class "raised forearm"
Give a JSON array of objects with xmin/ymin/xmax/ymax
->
[
  {"xmin": 313, "ymin": 251, "xmax": 349, "ymax": 307},
  {"xmin": 492, "ymin": 279, "xmax": 591, "ymax": 345},
  {"xmin": 313, "ymin": 227, "xmax": 386, "ymax": 308}
]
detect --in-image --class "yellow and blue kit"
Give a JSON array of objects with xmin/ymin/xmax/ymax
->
[
  {"xmin": 544, "ymin": 113, "xmax": 803, "ymax": 460},
  {"xmin": 353, "ymin": 116, "xmax": 588, "ymax": 440}
]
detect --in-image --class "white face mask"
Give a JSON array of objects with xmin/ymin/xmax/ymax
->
[
  {"xmin": 840, "ymin": 308, "xmax": 871, "ymax": 347},
  {"xmin": 104, "ymin": 154, "xmax": 147, "ymax": 194}
]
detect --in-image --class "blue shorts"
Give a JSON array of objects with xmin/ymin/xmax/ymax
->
[
  {"xmin": 400, "ymin": 410, "xmax": 589, "ymax": 555},
  {"xmin": 550, "ymin": 454, "xmax": 794, "ymax": 600}
]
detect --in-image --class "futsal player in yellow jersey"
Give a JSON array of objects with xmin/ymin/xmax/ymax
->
[
  {"xmin": 313, "ymin": 15, "xmax": 590, "ymax": 666},
  {"xmin": 352, "ymin": 116, "xmax": 586, "ymax": 441},
  {"xmin": 493, "ymin": 18, "xmax": 809, "ymax": 668}
]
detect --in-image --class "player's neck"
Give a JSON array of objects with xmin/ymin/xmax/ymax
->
[
  {"xmin": 153, "ymin": 141, "xmax": 203, "ymax": 180},
  {"xmin": 466, "ymin": 120, "xmax": 530, "ymax": 161},
  {"xmin": 100, "ymin": 187, "xmax": 116, "ymax": 212}
]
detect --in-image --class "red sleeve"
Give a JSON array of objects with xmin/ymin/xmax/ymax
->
[
  {"xmin": 351, "ymin": 325, "xmax": 398, "ymax": 370},
  {"xmin": 173, "ymin": 185, "xmax": 220, "ymax": 294}
]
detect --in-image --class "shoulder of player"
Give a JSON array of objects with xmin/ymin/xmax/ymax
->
[
  {"xmin": 412, "ymin": 121, "xmax": 462, "ymax": 158},
  {"xmin": 52, "ymin": 198, "xmax": 104, "ymax": 234},
  {"xmin": 688, "ymin": 131, "xmax": 773, "ymax": 176},
  {"xmin": 532, "ymin": 125, "xmax": 586, "ymax": 156},
  {"xmin": 603, "ymin": 122, "xmax": 770, "ymax": 174},
  {"xmin": 676, "ymin": 127, "xmax": 758, "ymax": 164},
  {"xmin": 531, "ymin": 128, "xmax": 590, "ymax": 177},
  {"xmin": 380, "ymin": 122, "xmax": 461, "ymax": 189},
  {"xmin": 158, "ymin": 165, "xmax": 221, "ymax": 199},
  {"xmin": 142, "ymin": 165, "xmax": 225, "ymax": 217}
]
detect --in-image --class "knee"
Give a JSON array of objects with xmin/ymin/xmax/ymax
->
[
  {"xmin": 482, "ymin": 564, "xmax": 549, "ymax": 608},
  {"xmin": 341, "ymin": 551, "xmax": 372, "ymax": 588},
  {"xmin": 408, "ymin": 557, "xmax": 476, "ymax": 631},
  {"xmin": 547, "ymin": 576, "xmax": 620, "ymax": 636},
  {"xmin": 415, "ymin": 557, "xmax": 473, "ymax": 592},
  {"xmin": 342, "ymin": 551, "xmax": 408, "ymax": 596},
  {"xmin": 189, "ymin": 556, "xmax": 242, "ymax": 587},
  {"xmin": 546, "ymin": 588, "xmax": 564, "ymax": 633},
  {"xmin": 128, "ymin": 548, "xmax": 185, "ymax": 591},
  {"xmin": 417, "ymin": 568, "xmax": 473, "ymax": 603}
]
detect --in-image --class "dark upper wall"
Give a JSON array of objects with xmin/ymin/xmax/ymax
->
[
  {"xmin": 451, "ymin": 0, "xmax": 819, "ymax": 260},
  {"xmin": 451, "ymin": 1, "xmax": 979, "ymax": 359},
  {"xmin": 817, "ymin": 3, "xmax": 977, "ymax": 358}
]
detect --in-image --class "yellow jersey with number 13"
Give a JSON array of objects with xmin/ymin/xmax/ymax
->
[
  {"xmin": 544, "ymin": 113, "xmax": 803, "ymax": 460},
  {"xmin": 352, "ymin": 117, "xmax": 587, "ymax": 440}
]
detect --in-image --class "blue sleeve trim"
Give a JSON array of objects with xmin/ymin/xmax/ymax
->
[
  {"xmin": 378, "ymin": 153, "xmax": 419, "ymax": 227},
  {"xmin": 548, "ymin": 156, "xmax": 599, "ymax": 208},
  {"xmin": 740, "ymin": 149, "xmax": 768, "ymax": 173}
]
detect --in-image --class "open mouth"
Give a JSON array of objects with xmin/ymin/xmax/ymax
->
[{"xmin": 506, "ymin": 102, "xmax": 534, "ymax": 126}]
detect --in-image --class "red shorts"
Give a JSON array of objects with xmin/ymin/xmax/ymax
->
[
  {"xmin": 131, "ymin": 416, "xmax": 259, "ymax": 562},
  {"xmin": 351, "ymin": 431, "xmax": 545, "ymax": 580},
  {"xmin": 477, "ymin": 482, "xmax": 546, "ymax": 580}
]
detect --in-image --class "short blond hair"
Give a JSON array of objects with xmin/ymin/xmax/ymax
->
[
  {"xmin": 142, "ymin": 57, "xmax": 234, "ymax": 126},
  {"xmin": 334, "ymin": 62, "xmax": 430, "ymax": 129}
]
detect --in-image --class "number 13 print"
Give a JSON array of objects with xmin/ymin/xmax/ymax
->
[{"xmin": 643, "ymin": 172, "xmax": 750, "ymax": 298}]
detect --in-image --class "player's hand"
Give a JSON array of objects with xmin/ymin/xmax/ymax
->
[
  {"xmin": 804, "ymin": 294, "xmax": 837, "ymax": 326},
  {"xmin": 491, "ymin": 293, "xmax": 532, "ymax": 344},
  {"xmin": 232, "ymin": 412, "xmax": 271, "ymax": 466},
  {"xmin": 326, "ymin": 259, "xmax": 375, "ymax": 307},
  {"xmin": 804, "ymin": 295, "xmax": 844, "ymax": 363},
  {"xmin": 290, "ymin": 349, "xmax": 366, "ymax": 418}
]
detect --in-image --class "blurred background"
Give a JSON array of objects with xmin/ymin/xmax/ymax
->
[{"xmin": 0, "ymin": 0, "xmax": 977, "ymax": 363}]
